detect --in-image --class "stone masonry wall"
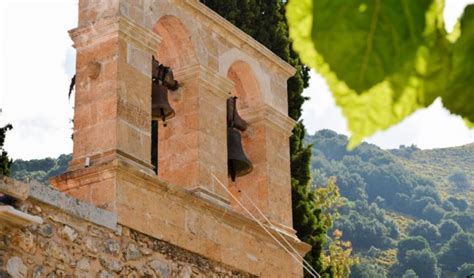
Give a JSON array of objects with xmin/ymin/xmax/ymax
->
[{"xmin": 0, "ymin": 199, "xmax": 254, "ymax": 278}]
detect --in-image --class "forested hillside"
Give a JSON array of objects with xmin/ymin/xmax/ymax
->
[
  {"xmin": 308, "ymin": 130, "xmax": 474, "ymax": 277},
  {"xmin": 11, "ymin": 131, "xmax": 474, "ymax": 277},
  {"xmin": 11, "ymin": 154, "xmax": 71, "ymax": 184}
]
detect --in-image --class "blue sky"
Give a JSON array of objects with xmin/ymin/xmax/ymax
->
[{"xmin": 1, "ymin": 0, "xmax": 473, "ymax": 160}]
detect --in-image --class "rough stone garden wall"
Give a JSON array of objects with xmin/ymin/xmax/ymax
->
[{"xmin": 0, "ymin": 181, "xmax": 254, "ymax": 278}]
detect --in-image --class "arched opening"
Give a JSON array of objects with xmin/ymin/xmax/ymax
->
[
  {"xmin": 152, "ymin": 16, "xmax": 198, "ymax": 185},
  {"xmin": 226, "ymin": 61, "xmax": 266, "ymax": 214},
  {"xmin": 153, "ymin": 15, "xmax": 198, "ymax": 69},
  {"xmin": 227, "ymin": 61, "xmax": 262, "ymax": 110}
]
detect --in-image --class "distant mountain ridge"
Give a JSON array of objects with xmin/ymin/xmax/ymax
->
[
  {"xmin": 389, "ymin": 143, "xmax": 474, "ymax": 200},
  {"xmin": 11, "ymin": 154, "xmax": 71, "ymax": 184}
]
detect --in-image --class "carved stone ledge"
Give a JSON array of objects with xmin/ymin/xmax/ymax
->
[
  {"xmin": 0, "ymin": 176, "xmax": 29, "ymax": 200},
  {"xmin": 0, "ymin": 206, "xmax": 43, "ymax": 227},
  {"xmin": 69, "ymin": 15, "xmax": 162, "ymax": 53},
  {"xmin": 119, "ymin": 16, "xmax": 162, "ymax": 54},
  {"xmin": 174, "ymin": 0, "xmax": 296, "ymax": 78},
  {"xmin": 188, "ymin": 186, "xmax": 231, "ymax": 209},
  {"xmin": 241, "ymin": 104, "xmax": 297, "ymax": 137},
  {"xmin": 174, "ymin": 63, "xmax": 233, "ymax": 99}
]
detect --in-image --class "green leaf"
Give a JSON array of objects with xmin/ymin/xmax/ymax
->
[
  {"xmin": 287, "ymin": 0, "xmax": 449, "ymax": 149},
  {"xmin": 311, "ymin": 0, "xmax": 432, "ymax": 93},
  {"xmin": 443, "ymin": 5, "xmax": 474, "ymax": 123}
]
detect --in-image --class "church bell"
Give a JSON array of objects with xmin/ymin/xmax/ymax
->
[
  {"xmin": 227, "ymin": 96, "xmax": 252, "ymax": 181},
  {"xmin": 152, "ymin": 84, "xmax": 175, "ymax": 122},
  {"xmin": 151, "ymin": 56, "xmax": 177, "ymax": 122},
  {"xmin": 227, "ymin": 128, "xmax": 253, "ymax": 182}
]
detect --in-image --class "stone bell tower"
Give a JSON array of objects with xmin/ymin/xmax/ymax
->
[{"xmin": 51, "ymin": 0, "xmax": 310, "ymax": 276}]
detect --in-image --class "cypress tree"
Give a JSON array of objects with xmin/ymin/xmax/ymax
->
[
  {"xmin": 201, "ymin": 1, "xmax": 330, "ymax": 276},
  {"xmin": 0, "ymin": 124, "xmax": 13, "ymax": 176}
]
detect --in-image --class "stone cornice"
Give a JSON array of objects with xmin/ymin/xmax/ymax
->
[
  {"xmin": 174, "ymin": 64, "xmax": 233, "ymax": 99},
  {"xmin": 0, "ymin": 205, "xmax": 43, "ymax": 227},
  {"xmin": 175, "ymin": 0, "xmax": 296, "ymax": 78},
  {"xmin": 241, "ymin": 104, "xmax": 297, "ymax": 137},
  {"xmin": 50, "ymin": 159, "xmax": 311, "ymax": 255},
  {"xmin": 119, "ymin": 16, "xmax": 162, "ymax": 53},
  {"xmin": 69, "ymin": 16, "xmax": 161, "ymax": 53},
  {"xmin": 0, "ymin": 176, "xmax": 29, "ymax": 200},
  {"xmin": 114, "ymin": 160, "xmax": 312, "ymax": 256}
]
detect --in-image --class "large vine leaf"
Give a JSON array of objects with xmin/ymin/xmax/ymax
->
[
  {"xmin": 311, "ymin": 0, "xmax": 433, "ymax": 94},
  {"xmin": 443, "ymin": 5, "xmax": 474, "ymax": 123},
  {"xmin": 287, "ymin": 0, "xmax": 450, "ymax": 149}
]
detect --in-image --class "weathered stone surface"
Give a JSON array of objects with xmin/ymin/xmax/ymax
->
[
  {"xmin": 149, "ymin": 259, "xmax": 170, "ymax": 278},
  {"xmin": 32, "ymin": 265, "xmax": 43, "ymax": 278},
  {"xmin": 38, "ymin": 224, "xmax": 54, "ymax": 238},
  {"xmin": 0, "ymin": 235, "xmax": 10, "ymax": 250},
  {"xmin": 85, "ymin": 237, "xmax": 99, "ymax": 254},
  {"xmin": 6, "ymin": 256, "xmax": 27, "ymax": 278},
  {"xmin": 29, "ymin": 181, "xmax": 117, "ymax": 231},
  {"xmin": 104, "ymin": 239, "xmax": 121, "ymax": 255},
  {"xmin": 13, "ymin": 231, "xmax": 36, "ymax": 254},
  {"xmin": 100, "ymin": 257, "xmax": 124, "ymax": 273},
  {"xmin": 97, "ymin": 270, "xmax": 115, "ymax": 278},
  {"xmin": 76, "ymin": 258, "xmax": 90, "ymax": 271},
  {"xmin": 59, "ymin": 226, "xmax": 78, "ymax": 242},
  {"xmin": 44, "ymin": 241, "xmax": 73, "ymax": 264},
  {"xmin": 125, "ymin": 243, "xmax": 141, "ymax": 261},
  {"xmin": 138, "ymin": 264, "xmax": 155, "ymax": 277},
  {"xmin": 0, "ymin": 199, "xmax": 255, "ymax": 278},
  {"xmin": 179, "ymin": 265, "xmax": 192, "ymax": 278},
  {"xmin": 0, "ymin": 176, "xmax": 29, "ymax": 200}
]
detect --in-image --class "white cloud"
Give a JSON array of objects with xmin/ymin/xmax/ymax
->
[
  {"xmin": 303, "ymin": 0, "xmax": 474, "ymax": 149},
  {"xmin": 0, "ymin": 0, "xmax": 77, "ymax": 159},
  {"xmin": 301, "ymin": 72, "xmax": 349, "ymax": 136}
]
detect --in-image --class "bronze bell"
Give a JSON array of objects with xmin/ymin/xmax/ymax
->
[
  {"xmin": 227, "ymin": 127, "xmax": 253, "ymax": 181},
  {"xmin": 151, "ymin": 56, "xmax": 176, "ymax": 122},
  {"xmin": 152, "ymin": 84, "xmax": 175, "ymax": 122},
  {"xmin": 226, "ymin": 96, "xmax": 248, "ymax": 131}
]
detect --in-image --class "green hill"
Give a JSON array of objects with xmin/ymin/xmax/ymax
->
[
  {"xmin": 11, "ymin": 154, "xmax": 71, "ymax": 184},
  {"xmin": 306, "ymin": 130, "xmax": 474, "ymax": 278},
  {"xmin": 391, "ymin": 144, "xmax": 474, "ymax": 200}
]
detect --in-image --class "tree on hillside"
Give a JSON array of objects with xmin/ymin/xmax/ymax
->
[
  {"xmin": 447, "ymin": 197, "xmax": 468, "ymax": 212},
  {"xmin": 438, "ymin": 232, "xmax": 474, "ymax": 272},
  {"xmin": 351, "ymin": 263, "xmax": 387, "ymax": 278},
  {"xmin": 408, "ymin": 220, "xmax": 440, "ymax": 246},
  {"xmin": 199, "ymin": 1, "xmax": 331, "ymax": 276},
  {"xmin": 0, "ymin": 124, "xmax": 13, "ymax": 176},
  {"xmin": 399, "ymin": 249, "xmax": 440, "ymax": 278},
  {"xmin": 448, "ymin": 171, "xmax": 472, "ymax": 192},
  {"xmin": 402, "ymin": 269, "xmax": 419, "ymax": 278},
  {"xmin": 444, "ymin": 211, "xmax": 474, "ymax": 232},
  {"xmin": 397, "ymin": 236, "xmax": 430, "ymax": 263},
  {"xmin": 438, "ymin": 220, "xmax": 463, "ymax": 242},
  {"xmin": 458, "ymin": 263, "xmax": 474, "ymax": 278},
  {"xmin": 422, "ymin": 203, "xmax": 446, "ymax": 224},
  {"xmin": 11, "ymin": 153, "xmax": 73, "ymax": 185}
]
